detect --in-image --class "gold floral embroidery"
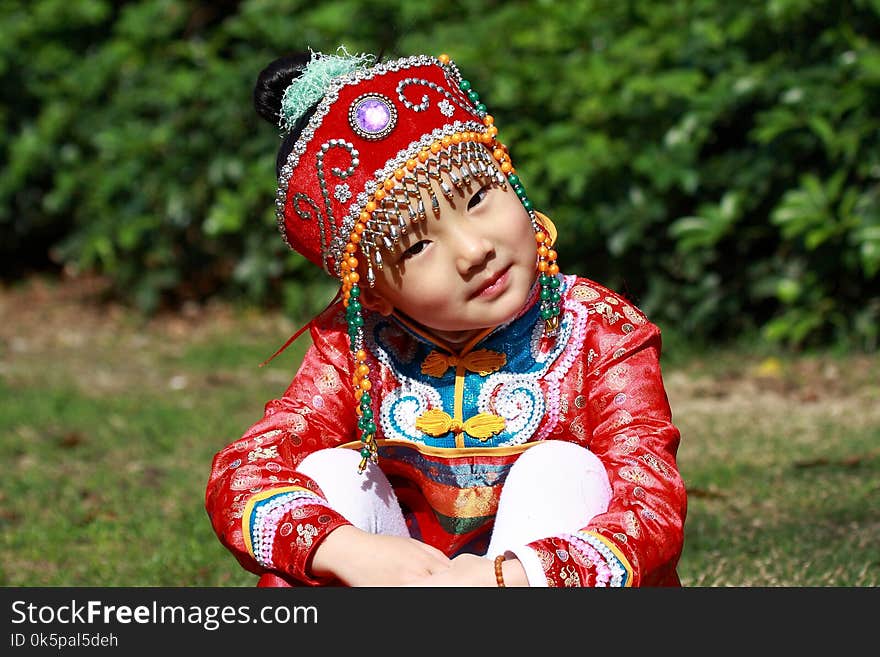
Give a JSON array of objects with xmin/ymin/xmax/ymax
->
[
  {"xmin": 230, "ymin": 498, "xmax": 247, "ymax": 519},
  {"xmin": 641, "ymin": 453, "xmax": 672, "ymax": 478},
  {"xmin": 606, "ymin": 364, "xmax": 629, "ymax": 391},
  {"xmin": 607, "ymin": 409, "xmax": 634, "ymax": 430},
  {"xmin": 295, "ymin": 523, "xmax": 318, "ymax": 547},
  {"xmin": 623, "ymin": 304, "xmax": 646, "ymax": 325},
  {"xmin": 570, "ymin": 546, "xmax": 595, "ymax": 569},
  {"xmin": 612, "ymin": 433, "xmax": 639, "ymax": 454},
  {"xmin": 569, "ymin": 414, "xmax": 587, "ymax": 439},
  {"xmin": 561, "ymin": 565, "xmax": 581, "ymax": 587},
  {"xmin": 624, "ymin": 510, "xmax": 641, "ymax": 538},
  {"xmin": 621, "ymin": 466, "xmax": 649, "ymax": 485},
  {"xmin": 315, "ymin": 365, "xmax": 342, "ymax": 394},
  {"xmin": 592, "ymin": 301, "xmax": 622, "ymax": 325},
  {"xmin": 587, "ymin": 348, "xmax": 597, "ymax": 366},
  {"xmin": 284, "ymin": 413, "xmax": 308, "ymax": 434},
  {"xmin": 255, "ymin": 429, "xmax": 282, "ymax": 443},
  {"xmin": 571, "ymin": 284, "xmax": 600, "ymax": 302},
  {"xmin": 536, "ymin": 548, "xmax": 554, "ymax": 570},
  {"xmin": 230, "ymin": 465, "xmax": 261, "ymax": 490},
  {"xmin": 248, "ymin": 446, "xmax": 279, "ymax": 462}
]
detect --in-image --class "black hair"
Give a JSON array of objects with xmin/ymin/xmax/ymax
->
[{"xmin": 253, "ymin": 52, "xmax": 318, "ymax": 176}]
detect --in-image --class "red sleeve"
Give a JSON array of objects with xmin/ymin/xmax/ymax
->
[
  {"xmin": 527, "ymin": 284, "xmax": 687, "ymax": 587},
  {"xmin": 204, "ymin": 308, "xmax": 360, "ymax": 585}
]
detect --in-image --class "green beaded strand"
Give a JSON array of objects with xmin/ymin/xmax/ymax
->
[
  {"xmin": 457, "ymin": 77, "xmax": 487, "ymax": 119},
  {"xmin": 346, "ymin": 282, "xmax": 378, "ymax": 471},
  {"xmin": 508, "ymin": 172, "xmax": 561, "ymax": 333}
]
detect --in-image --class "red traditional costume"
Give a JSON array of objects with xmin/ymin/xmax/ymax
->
[{"xmin": 204, "ymin": 49, "xmax": 686, "ymax": 587}]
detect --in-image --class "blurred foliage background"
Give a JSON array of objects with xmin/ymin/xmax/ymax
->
[{"xmin": 2, "ymin": 0, "xmax": 879, "ymax": 350}]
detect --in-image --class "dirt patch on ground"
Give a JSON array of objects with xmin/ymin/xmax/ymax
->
[
  {"xmin": 1, "ymin": 273, "xmax": 281, "ymax": 347},
  {"xmin": 664, "ymin": 350, "xmax": 879, "ymax": 443},
  {"xmin": 1, "ymin": 273, "xmax": 298, "ymax": 393}
]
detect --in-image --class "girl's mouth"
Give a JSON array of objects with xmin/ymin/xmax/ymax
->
[{"xmin": 472, "ymin": 266, "xmax": 510, "ymax": 299}]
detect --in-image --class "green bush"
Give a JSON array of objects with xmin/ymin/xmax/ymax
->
[{"xmin": 2, "ymin": 0, "xmax": 878, "ymax": 348}]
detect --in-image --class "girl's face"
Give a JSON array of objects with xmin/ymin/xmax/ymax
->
[{"xmin": 363, "ymin": 161, "xmax": 538, "ymax": 346}]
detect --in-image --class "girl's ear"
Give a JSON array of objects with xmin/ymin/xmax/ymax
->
[
  {"xmin": 534, "ymin": 211, "xmax": 558, "ymax": 246},
  {"xmin": 359, "ymin": 285, "xmax": 394, "ymax": 316}
]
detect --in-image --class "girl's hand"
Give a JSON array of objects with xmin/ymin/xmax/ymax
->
[
  {"xmin": 405, "ymin": 553, "xmax": 529, "ymax": 587},
  {"xmin": 309, "ymin": 525, "xmax": 452, "ymax": 586}
]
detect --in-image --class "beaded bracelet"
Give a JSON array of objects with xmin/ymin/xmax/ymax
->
[{"xmin": 494, "ymin": 554, "xmax": 506, "ymax": 587}]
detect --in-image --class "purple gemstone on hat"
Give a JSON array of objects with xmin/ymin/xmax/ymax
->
[
  {"xmin": 349, "ymin": 94, "xmax": 397, "ymax": 140},
  {"xmin": 357, "ymin": 99, "xmax": 390, "ymax": 132}
]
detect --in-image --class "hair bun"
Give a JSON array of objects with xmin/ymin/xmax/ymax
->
[{"xmin": 253, "ymin": 53, "xmax": 311, "ymax": 126}]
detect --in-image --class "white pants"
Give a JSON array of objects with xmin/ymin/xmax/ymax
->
[{"xmin": 298, "ymin": 440, "xmax": 611, "ymax": 586}]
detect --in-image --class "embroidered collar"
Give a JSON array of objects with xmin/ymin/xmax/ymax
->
[{"xmin": 364, "ymin": 275, "xmax": 579, "ymax": 449}]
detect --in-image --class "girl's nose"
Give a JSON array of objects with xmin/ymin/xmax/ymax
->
[{"xmin": 454, "ymin": 227, "xmax": 495, "ymax": 275}]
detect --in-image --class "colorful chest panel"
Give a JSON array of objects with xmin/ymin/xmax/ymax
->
[{"xmin": 365, "ymin": 275, "xmax": 588, "ymax": 450}]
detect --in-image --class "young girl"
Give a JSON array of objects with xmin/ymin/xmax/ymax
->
[{"xmin": 205, "ymin": 47, "xmax": 687, "ymax": 587}]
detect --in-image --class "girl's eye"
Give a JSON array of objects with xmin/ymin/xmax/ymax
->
[
  {"xmin": 467, "ymin": 186, "xmax": 489, "ymax": 210},
  {"xmin": 401, "ymin": 240, "xmax": 429, "ymax": 260}
]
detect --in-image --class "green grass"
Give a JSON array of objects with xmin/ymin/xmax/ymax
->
[
  {"xmin": 2, "ymin": 279, "xmax": 877, "ymax": 586},
  {"xmin": 0, "ymin": 285, "xmax": 312, "ymax": 586},
  {"xmin": 669, "ymin": 349, "xmax": 880, "ymax": 586},
  {"xmin": 0, "ymin": 380, "xmax": 277, "ymax": 586}
]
